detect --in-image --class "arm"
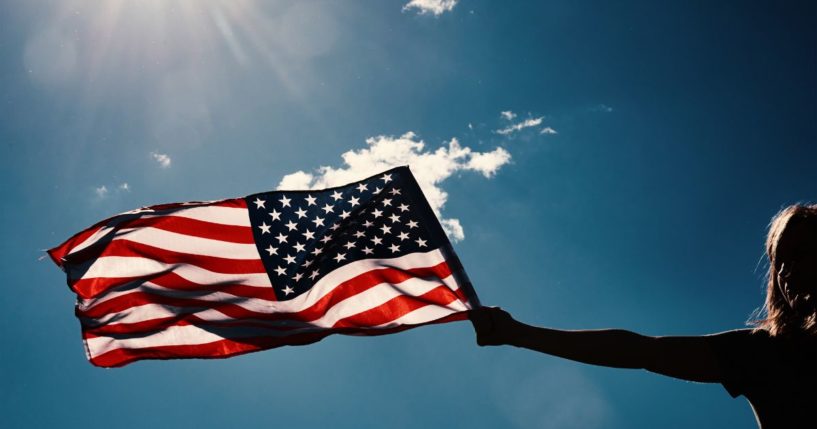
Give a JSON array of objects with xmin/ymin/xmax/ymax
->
[{"xmin": 470, "ymin": 307, "xmax": 724, "ymax": 383}]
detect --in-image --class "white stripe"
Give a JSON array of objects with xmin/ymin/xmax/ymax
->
[
  {"xmin": 66, "ymin": 205, "xmax": 249, "ymax": 258},
  {"xmin": 87, "ymin": 274, "xmax": 460, "ymax": 327},
  {"xmin": 84, "ymin": 300, "xmax": 468, "ymax": 359},
  {"xmin": 80, "ymin": 249, "xmax": 450, "ymax": 312},
  {"xmin": 85, "ymin": 324, "xmax": 323, "ymax": 357},
  {"xmin": 141, "ymin": 206, "xmax": 250, "ymax": 227},
  {"xmin": 374, "ymin": 303, "xmax": 465, "ymax": 328},
  {"xmin": 73, "ymin": 256, "xmax": 271, "ymax": 287},
  {"xmin": 109, "ymin": 226, "xmax": 260, "ymax": 259}
]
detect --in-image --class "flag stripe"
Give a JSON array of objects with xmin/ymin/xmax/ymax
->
[
  {"xmin": 79, "ymin": 257, "xmax": 454, "ymax": 320},
  {"xmin": 85, "ymin": 305, "xmax": 469, "ymax": 364},
  {"xmin": 69, "ymin": 258, "xmax": 272, "ymax": 299},
  {"xmin": 81, "ymin": 275, "xmax": 461, "ymax": 337},
  {"xmin": 87, "ymin": 311, "xmax": 470, "ymax": 367},
  {"xmin": 49, "ymin": 200, "xmax": 250, "ymax": 267},
  {"xmin": 78, "ymin": 262, "xmax": 456, "ymax": 328}
]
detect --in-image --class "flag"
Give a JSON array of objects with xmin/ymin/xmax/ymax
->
[{"xmin": 48, "ymin": 166, "xmax": 480, "ymax": 367}]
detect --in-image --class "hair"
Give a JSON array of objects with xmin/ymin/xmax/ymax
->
[{"xmin": 750, "ymin": 204, "xmax": 817, "ymax": 336}]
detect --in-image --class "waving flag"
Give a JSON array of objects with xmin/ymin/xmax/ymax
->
[{"xmin": 48, "ymin": 167, "xmax": 479, "ymax": 367}]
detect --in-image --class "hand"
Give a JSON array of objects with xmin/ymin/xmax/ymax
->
[{"xmin": 468, "ymin": 306, "xmax": 519, "ymax": 346}]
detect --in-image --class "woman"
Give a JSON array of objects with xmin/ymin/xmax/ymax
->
[{"xmin": 470, "ymin": 204, "xmax": 817, "ymax": 428}]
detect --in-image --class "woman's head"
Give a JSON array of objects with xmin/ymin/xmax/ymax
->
[{"xmin": 753, "ymin": 204, "xmax": 817, "ymax": 336}]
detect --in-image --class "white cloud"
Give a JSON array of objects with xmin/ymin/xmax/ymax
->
[
  {"xmin": 496, "ymin": 116, "xmax": 544, "ymax": 135},
  {"xmin": 592, "ymin": 104, "xmax": 613, "ymax": 113},
  {"xmin": 500, "ymin": 111, "xmax": 517, "ymax": 121},
  {"xmin": 94, "ymin": 185, "xmax": 108, "ymax": 199},
  {"xmin": 119, "ymin": 182, "xmax": 130, "ymax": 191},
  {"xmin": 151, "ymin": 151, "xmax": 172, "ymax": 168},
  {"xmin": 278, "ymin": 132, "xmax": 511, "ymax": 241},
  {"xmin": 540, "ymin": 126, "xmax": 558, "ymax": 135},
  {"xmin": 402, "ymin": 0, "xmax": 458, "ymax": 16}
]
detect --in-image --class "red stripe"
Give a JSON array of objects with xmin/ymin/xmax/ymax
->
[
  {"xmin": 71, "ymin": 239, "xmax": 265, "ymax": 277},
  {"xmin": 78, "ymin": 262, "xmax": 453, "ymax": 324},
  {"xmin": 103, "ymin": 216, "xmax": 254, "ymax": 244},
  {"xmin": 87, "ymin": 312, "xmax": 468, "ymax": 368},
  {"xmin": 48, "ymin": 198, "xmax": 247, "ymax": 268},
  {"xmin": 332, "ymin": 285, "xmax": 459, "ymax": 328}
]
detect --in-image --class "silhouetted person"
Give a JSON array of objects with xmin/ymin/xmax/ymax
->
[{"xmin": 470, "ymin": 204, "xmax": 817, "ymax": 428}]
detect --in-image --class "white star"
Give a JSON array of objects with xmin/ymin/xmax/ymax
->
[
  {"xmin": 334, "ymin": 253, "xmax": 346, "ymax": 263},
  {"xmin": 275, "ymin": 232, "xmax": 288, "ymax": 244},
  {"xmin": 282, "ymin": 285, "xmax": 294, "ymax": 296},
  {"xmin": 398, "ymin": 204, "xmax": 409, "ymax": 212},
  {"xmin": 331, "ymin": 190, "xmax": 343, "ymax": 201},
  {"xmin": 258, "ymin": 222, "xmax": 271, "ymax": 234},
  {"xmin": 265, "ymin": 245, "xmax": 278, "ymax": 256},
  {"xmin": 309, "ymin": 270, "xmax": 320, "ymax": 280},
  {"xmin": 302, "ymin": 229, "xmax": 315, "ymax": 240},
  {"xmin": 363, "ymin": 220, "xmax": 374, "ymax": 228},
  {"xmin": 295, "ymin": 207, "xmax": 308, "ymax": 219},
  {"xmin": 322, "ymin": 203, "xmax": 334, "ymax": 214},
  {"xmin": 382, "ymin": 198, "xmax": 392, "ymax": 207},
  {"xmin": 284, "ymin": 254, "xmax": 296, "ymax": 264},
  {"xmin": 305, "ymin": 195, "xmax": 317, "ymax": 206},
  {"xmin": 253, "ymin": 198, "xmax": 266, "ymax": 209},
  {"xmin": 406, "ymin": 220, "xmax": 419, "ymax": 229},
  {"xmin": 274, "ymin": 266, "xmax": 287, "ymax": 276},
  {"xmin": 380, "ymin": 224, "xmax": 392, "ymax": 235},
  {"xmin": 312, "ymin": 216, "xmax": 325, "ymax": 227},
  {"xmin": 339, "ymin": 210, "xmax": 351, "ymax": 219},
  {"xmin": 311, "ymin": 247, "xmax": 323, "ymax": 256},
  {"xmin": 389, "ymin": 188, "xmax": 401, "ymax": 195},
  {"xmin": 362, "ymin": 246, "xmax": 374, "ymax": 255},
  {"xmin": 320, "ymin": 235, "xmax": 332, "ymax": 244},
  {"xmin": 374, "ymin": 186, "xmax": 382, "ymax": 194},
  {"xmin": 389, "ymin": 214, "xmax": 400, "ymax": 223},
  {"xmin": 330, "ymin": 223, "xmax": 340, "ymax": 231},
  {"xmin": 269, "ymin": 209, "xmax": 281, "ymax": 221},
  {"xmin": 304, "ymin": 259, "xmax": 313, "ymax": 267},
  {"xmin": 354, "ymin": 230, "xmax": 365, "ymax": 238},
  {"xmin": 381, "ymin": 174, "xmax": 392, "ymax": 183},
  {"xmin": 398, "ymin": 231, "xmax": 410, "ymax": 241},
  {"xmin": 285, "ymin": 220, "xmax": 298, "ymax": 231},
  {"xmin": 279, "ymin": 195, "xmax": 291, "ymax": 207},
  {"xmin": 415, "ymin": 237, "xmax": 427, "ymax": 247},
  {"xmin": 348, "ymin": 196, "xmax": 360, "ymax": 207},
  {"xmin": 344, "ymin": 241, "xmax": 356, "ymax": 250},
  {"xmin": 372, "ymin": 208, "xmax": 383, "ymax": 218},
  {"xmin": 389, "ymin": 243, "xmax": 400, "ymax": 253},
  {"xmin": 356, "ymin": 183, "xmax": 368, "ymax": 193},
  {"xmin": 293, "ymin": 242, "xmax": 306, "ymax": 253},
  {"xmin": 293, "ymin": 272, "xmax": 303, "ymax": 282},
  {"xmin": 371, "ymin": 236, "xmax": 383, "ymax": 245}
]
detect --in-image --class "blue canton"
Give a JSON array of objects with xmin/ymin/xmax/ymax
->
[{"xmin": 245, "ymin": 167, "xmax": 448, "ymax": 301}]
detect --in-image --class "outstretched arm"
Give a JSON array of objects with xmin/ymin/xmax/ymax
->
[{"xmin": 470, "ymin": 307, "xmax": 724, "ymax": 383}]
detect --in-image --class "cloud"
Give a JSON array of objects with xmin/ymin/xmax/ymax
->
[
  {"xmin": 496, "ymin": 116, "xmax": 544, "ymax": 135},
  {"xmin": 118, "ymin": 182, "xmax": 130, "ymax": 191},
  {"xmin": 278, "ymin": 132, "xmax": 511, "ymax": 241},
  {"xmin": 402, "ymin": 0, "xmax": 458, "ymax": 16},
  {"xmin": 540, "ymin": 126, "xmax": 558, "ymax": 135},
  {"xmin": 94, "ymin": 185, "xmax": 109, "ymax": 199},
  {"xmin": 591, "ymin": 104, "xmax": 613, "ymax": 113},
  {"xmin": 151, "ymin": 151, "xmax": 172, "ymax": 168},
  {"xmin": 500, "ymin": 111, "xmax": 517, "ymax": 121}
]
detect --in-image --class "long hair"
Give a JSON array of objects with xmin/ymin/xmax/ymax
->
[{"xmin": 751, "ymin": 204, "xmax": 817, "ymax": 336}]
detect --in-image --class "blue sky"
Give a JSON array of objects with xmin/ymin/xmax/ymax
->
[{"xmin": 2, "ymin": 1, "xmax": 815, "ymax": 428}]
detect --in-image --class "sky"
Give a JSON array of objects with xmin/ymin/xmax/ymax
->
[{"xmin": 1, "ymin": 1, "xmax": 815, "ymax": 428}]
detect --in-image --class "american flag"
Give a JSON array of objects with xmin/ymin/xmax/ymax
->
[{"xmin": 48, "ymin": 166, "xmax": 479, "ymax": 367}]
